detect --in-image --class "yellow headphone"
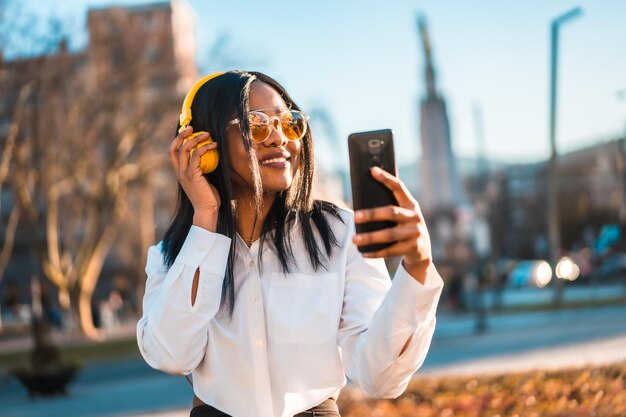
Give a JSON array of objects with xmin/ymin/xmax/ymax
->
[{"xmin": 178, "ymin": 72, "xmax": 225, "ymax": 174}]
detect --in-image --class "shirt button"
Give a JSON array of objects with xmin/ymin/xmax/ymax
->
[
  {"xmin": 254, "ymin": 299, "xmax": 259, "ymax": 305},
  {"xmin": 248, "ymin": 261, "xmax": 254, "ymax": 268},
  {"xmin": 255, "ymin": 340, "xmax": 263, "ymax": 347}
]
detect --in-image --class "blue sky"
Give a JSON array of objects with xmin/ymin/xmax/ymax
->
[{"xmin": 11, "ymin": 0, "xmax": 626, "ymax": 170}]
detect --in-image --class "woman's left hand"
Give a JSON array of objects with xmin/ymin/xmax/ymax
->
[{"xmin": 352, "ymin": 166, "xmax": 432, "ymax": 284}]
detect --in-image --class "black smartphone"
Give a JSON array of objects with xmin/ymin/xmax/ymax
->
[{"xmin": 348, "ymin": 129, "xmax": 398, "ymax": 253}]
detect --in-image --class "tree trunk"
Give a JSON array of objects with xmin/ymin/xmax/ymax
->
[
  {"xmin": 58, "ymin": 286, "xmax": 71, "ymax": 311},
  {"xmin": 0, "ymin": 205, "xmax": 20, "ymax": 281},
  {"xmin": 135, "ymin": 187, "xmax": 155, "ymax": 316},
  {"xmin": 76, "ymin": 215, "xmax": 122, "ymax": 340},
  {"xmin": 77, "ymin": 285, "xmax": 102, "ymax": 341}
]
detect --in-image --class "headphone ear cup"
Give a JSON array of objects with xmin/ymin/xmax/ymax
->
[
  {"xmin": 200, "ymin": 145, "xmax": 219, "ymax": 174},
  {"xmin": 183, "ymin": 131, "xmax": 219, "ymax": 174}
]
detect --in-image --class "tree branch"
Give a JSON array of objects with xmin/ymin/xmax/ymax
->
[{"xmin": 0, "ymin": 204, "xmax": 20, "ymax": 281}]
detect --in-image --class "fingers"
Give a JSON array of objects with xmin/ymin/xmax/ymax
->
[
  {"xmin": 354, "ymin": 205, "xmax": 419, "ymax": 224},
  {"xmin": 194, "ymin": 141, "xmax": 218, "ymax": 155},
  {"xmin": 352, "ymin": 167, "xmax": 433, "ymax": 264},
  {"xmin": 369, "ymin": 166, "xmax": 416, "ymax": 208},
  {"xmin": 353, "ymin": 223, "xmax": 420, "ymax": 248},
  {"xmin": 187, "ymin": 141, "xmax": 218, "ymax": 175},
  {"xmin": 168, "ymin": 126, "xmax": 193, "ymax": 172},
  {"xmin": 168, "ymin": 127, "xmax": 218, "ymax": 181},
  {"xmin": 178, "ymin": 131, "xmax": 210, "ymax": 175}
]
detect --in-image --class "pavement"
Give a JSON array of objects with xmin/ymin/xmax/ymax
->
[
  {"xmin": 122, "ymin": 330, "xmax": 626, "ymax": 417},
  {"xmin": 423, "ymin": 332, "xmax": 626, "ymax": 377},
  {"xmin": 0, "ymin": 287, "xmax": 625, "ymax": 417}
]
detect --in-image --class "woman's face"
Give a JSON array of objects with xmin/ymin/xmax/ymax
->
[{"xmin": 226, "ymin": 81, "xmax": 303, "ymax": 195}]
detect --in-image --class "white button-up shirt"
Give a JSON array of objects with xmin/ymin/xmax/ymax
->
[{"xmin": 137, "ymin": 209, "xmax": 443, "ymax": 417}]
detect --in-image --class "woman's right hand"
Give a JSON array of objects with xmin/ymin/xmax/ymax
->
[{"xmin": 168, "ymin": 127, "xmax": 221, "ymax": 231}]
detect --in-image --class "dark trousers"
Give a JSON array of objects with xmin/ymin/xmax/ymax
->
[{"xmin": 190, "ymin": 398, "xmax": 340, "ymax": 417}]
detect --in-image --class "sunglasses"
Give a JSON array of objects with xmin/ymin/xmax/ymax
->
[{"xmin": 229, "ymin": 109, "xmax": 310, "ymax": 143}]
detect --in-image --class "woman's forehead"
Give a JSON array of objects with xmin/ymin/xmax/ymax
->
[{"xmin": 249, "ymin": 81, "xmax": 288, "ymax": 110}]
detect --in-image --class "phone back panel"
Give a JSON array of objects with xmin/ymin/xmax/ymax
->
[{"xmin": 348, "ymin": 129, "xmax": 398, "ymax": 253}]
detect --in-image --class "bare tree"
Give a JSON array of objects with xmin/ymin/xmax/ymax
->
[
  {"xmin": 11, "ymin": 59, "xmax": 170, "ymax": 339},
  {"xmin": 0, "ymin": 3, "xmax": 69, "ymax": 286},
  {"xmin": 0, "ymin": 83, "xmax": 29, "ymax": 281},
  {"xmin": 3, "ymin": 8, "xmax": 175, "ymax": 338},
  {"xmin": 2, "ymin": 4, "xmax": 260, "ymax": 338}
]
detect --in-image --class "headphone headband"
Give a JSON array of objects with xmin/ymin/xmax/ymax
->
[{"xmin": 178, "ymin": 72, "xmax": 226, "ymax": 133}]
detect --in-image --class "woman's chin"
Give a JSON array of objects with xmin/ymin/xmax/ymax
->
[
  {"xmin": 259, "ymin": 169, "xmax": 294, "ymax": 191},
  {"xmin": 265, "ymin": 182, "xmax": 292, "ymax": 193}
]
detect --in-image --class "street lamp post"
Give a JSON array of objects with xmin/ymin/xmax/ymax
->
[
  {"xmin": 548, "ymin": 7, "xmax": 582, "ymax": 304},
  {"xmin": 617, "ymin": 89, "xmax": 626, "ymax": 224}
]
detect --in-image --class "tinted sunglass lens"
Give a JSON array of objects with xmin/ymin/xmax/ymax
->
[
  {"xmin": 248, "ymin": 112, "xmax": 270, "ymax": 142},
  {"xmin": 281, "ymin": 111, "xmax": 306, "ymax": 140}
]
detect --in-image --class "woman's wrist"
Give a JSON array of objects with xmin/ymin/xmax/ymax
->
[
  {"xmin": 401, "ymin": 257, "xmax": 431, "ymax": 285},
  {"xmin": 193, "ymin": 210, "xmax": 219, "ymax": 232}
]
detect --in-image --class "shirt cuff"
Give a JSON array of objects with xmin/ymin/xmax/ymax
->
[
  {"xmin": 176, "ymin": 225, "xmax": 232, "ymax": 275},
  {"xmin": 388, "ymin": 262, "xmax": 444, "ymax": 327}
]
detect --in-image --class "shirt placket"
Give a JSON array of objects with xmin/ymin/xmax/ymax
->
[{"xmin": 245, "ymin": 243, "xmax": 274, "ymax": 417}]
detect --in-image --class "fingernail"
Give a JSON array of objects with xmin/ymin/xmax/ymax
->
[
  {"xmin": 353, "ymin": 234, "xmax": 362, "ymax": 243},
  {"xmin": 371, "ymin": 166, "xmax": 381, "ymax": 174},
  {"xmin": 355, "ymin": 211, "xmax": 363, "ymax": 220}
]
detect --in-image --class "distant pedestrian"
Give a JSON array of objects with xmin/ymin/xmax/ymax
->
[
  {"xmin": 100, "ymin": 289, "xmax": 125, "ymax": 330},
  {"xmin": 136, "ymin": 71, "xmax": 444, "ymax": 417},
  {"xmin": 2, "ymin": 281, "xmax": 25, "ymax": 324},
  {"xmin": 40, "ymin": 285, "xmax": 63, "ymax": 330}
]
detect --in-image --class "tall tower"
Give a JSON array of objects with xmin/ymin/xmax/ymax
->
[{"xmin": 417, "ymin": 15, "xmax": 465, "ymax": 214}]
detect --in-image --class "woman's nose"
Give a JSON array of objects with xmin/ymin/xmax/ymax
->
[{"xmin": 263, "ymin": 119, "xmax": 287, "ymax": 147}]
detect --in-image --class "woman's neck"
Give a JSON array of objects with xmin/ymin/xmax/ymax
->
[{"xmin": 235, "ymin": 191, "xmax": 277, "ymax": 245}]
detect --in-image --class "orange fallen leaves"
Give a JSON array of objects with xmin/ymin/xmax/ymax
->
[{"xmin": 337, "ymin": 361, "xmax": 626, "ymax": 417}]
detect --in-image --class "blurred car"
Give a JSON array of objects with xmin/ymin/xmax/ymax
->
[
  {"xmin": 595, "ymin": 224, "xmax": 622, "ymax": 255},
  {"xmin": 506, "ymin": 260, "xmax": 552, "ymax": 288},
  {"xmin": 555, "ymin": 256, "xmax": 580, "ymax": 282}
]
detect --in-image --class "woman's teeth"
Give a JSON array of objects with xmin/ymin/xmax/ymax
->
[{"xmin": 260, "ymin": 157, "xmax": 287, "ymax": 165}]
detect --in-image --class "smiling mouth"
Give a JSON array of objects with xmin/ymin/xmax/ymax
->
[
  {"xmin": 260, "ymin": 156, "xmax": 289, "ymax": 165},
  {"xmin": 259, "ymin": 150, "xmax": 294, "ymax": 168}
]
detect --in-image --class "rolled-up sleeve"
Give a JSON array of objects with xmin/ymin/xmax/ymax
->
[
  {"xmin": 338, "ymin": 222, "xmax": 444, "ymax": 398},
  {"xmin": 136, "ymin": 226, "xmax": 231, "ymax": 375}
]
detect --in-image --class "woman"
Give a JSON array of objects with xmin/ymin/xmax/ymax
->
[{"xmin": 137, "ymin": 70, "xmax": 443, "ymax": 417}]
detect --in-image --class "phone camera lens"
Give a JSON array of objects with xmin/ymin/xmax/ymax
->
[{"xmin": 368, "ymin": 139, "xmax": 381, "ymax": 148}]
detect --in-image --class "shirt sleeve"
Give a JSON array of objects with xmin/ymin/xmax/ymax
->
[
  {"xmin": 337, "ymin": 221, "xmax": 444, "ymax": 398},
  {"xmin": 136, "ymin": 225, "xmax": 232, "ymax": 375}
]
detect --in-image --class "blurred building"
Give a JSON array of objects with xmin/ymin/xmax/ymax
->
[
  {"xmin": 87, "ymin": 0, "xmax": 198, "ymax": 96},
  {"xmin": 0, "ymin": 0, "xmax": 198, "ymax": 304},
  {"xmin": 550, "ymin": 139, "xmax": 626, "ymax": 250},
  {"xmin": 416, "ymin": 16, "xmax": 465, "ymax": 215},
  {"xmin": 466, "ymin": 138, "xmax": 626, "ymax": 260},
  {"xmin": 84, "ymin": 0, "xmax": 199, "ymax": 240},
  {"xmin": 414, "ymin": 16, "xmax": 469, "ymax": 274}
]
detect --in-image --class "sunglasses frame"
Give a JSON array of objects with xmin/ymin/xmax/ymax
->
[{"xmin": 228, "ymin": 108, "xmax": 310, "ymax": 144}]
